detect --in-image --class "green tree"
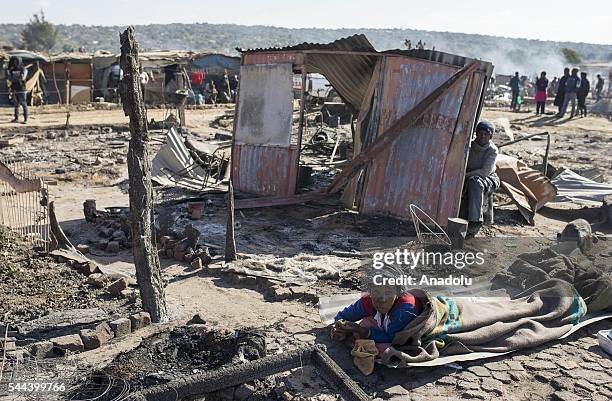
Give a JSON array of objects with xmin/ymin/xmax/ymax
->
[
  {"xmin": 21, "ymin": 11, "xmax": 58, "ymax": 52},
  {"xmin": 560, "ymin": 48, "xmax": 582, "ymax": 65}
]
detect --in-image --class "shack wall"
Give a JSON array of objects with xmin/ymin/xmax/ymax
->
[{"xmin": 359, "ymin": 56, "xmax": 486, "ymax": 224}]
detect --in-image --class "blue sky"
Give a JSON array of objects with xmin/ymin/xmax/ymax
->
[{"xmin": 2, "ymin": 0, "xmax": 611, "ymax": 45}]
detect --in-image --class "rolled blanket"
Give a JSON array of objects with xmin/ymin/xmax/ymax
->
[{"xmin": 380, "ymin": 279, "xmax": 587, "ymax": 367}]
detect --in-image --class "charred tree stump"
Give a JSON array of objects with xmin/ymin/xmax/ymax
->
[
  {"xmin": 119, "ymin": 26, "xmax": 168, "ymax": 323},
  {"xmin": 225, "ymin": 180, "xmax": 237, "ymax": 262}
]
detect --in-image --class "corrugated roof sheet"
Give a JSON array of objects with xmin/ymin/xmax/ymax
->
[
  {"xmin": 49, "ymin": 52, "xmax": 93, "ymax": 62},
  {"xmin": 237, "ymin": 34, "xmax": 377, "ymax": 54},
  {"xmin": 4, "ymin": 50, "xmax": 49, "ymax": 62}
]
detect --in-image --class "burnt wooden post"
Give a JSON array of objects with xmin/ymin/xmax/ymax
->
[
  {"xmin": 119, "ymin": 26, "xmax": 168, "ymax": 323},
  {"xmin": 225, "ymin": 180, "xmax": 237, "ymax": 262}
]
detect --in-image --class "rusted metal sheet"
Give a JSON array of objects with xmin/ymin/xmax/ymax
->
[
  {"xmin": 436, "ymin": 67, "xmax": 488, "ymax": 221},
  {"xmin": 360, "ymin": 56, "xmax": 475, "ymax": 224},
  {"xmin": 233, "ymin": 144, "xmax": 298, "ymax": 196},
  {"xmin": 235, "ymin": 64, "xmax": 294, "ymax": 146},
  {"xmin": 240, "ymin": 34, "xmax": 376, "ymax": 55},
  {"xmin": 243, "ymin": 52, "xmax": 303, "ymax": 66},
  {"xmin": 307, "ymin": 53, "xmax": 377, "ymax": 112},
  {"xmin": 235, "ymin": 191, "xmax": 325, "ymax": 209}
]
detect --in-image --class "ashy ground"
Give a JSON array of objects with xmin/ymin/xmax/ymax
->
[{"xmin": 0, "ymin": 103, "xmax": 611, "ymax": 401}]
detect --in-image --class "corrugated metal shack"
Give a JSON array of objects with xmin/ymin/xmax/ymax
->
[
  {"xmin": 42, "ymin": 53, "xmax": 94, "ymax": 104},
  {"xmin": 231, "ymin": 35, "xmax": 493, "ymax": 226}
]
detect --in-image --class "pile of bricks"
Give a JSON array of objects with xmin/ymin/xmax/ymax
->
[
  {"xmin": 82, "ymin": 199, "xmax": 131, "ymax": 254},
  {"xmin": 158, "ymin": 232, "xmax": 213, "ymax": 269},
  {"xmin": 51, "ymin": 252, "xmax": 138, "ymax": 301},
  {"xmin": 24, "ymin": 312, "xmax": 152, "ymax": 359}
]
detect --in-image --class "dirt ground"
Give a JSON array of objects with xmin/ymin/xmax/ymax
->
[{"xmin": 0, "ymin": 104, "xmax": 611, "ymax": 401}]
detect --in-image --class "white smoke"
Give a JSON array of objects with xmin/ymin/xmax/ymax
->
[{"xmin": 486, "ymin": 46, "xmax": 568, "ymax": 80}]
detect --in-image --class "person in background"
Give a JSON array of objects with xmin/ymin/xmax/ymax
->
[
  {"xmin": 554, "ymin": 68, "xmax": 570, "ymax": 115},
  {"xmin": 139, "ymin": 66, "xmax": 150, "ymax": 101},
  {"xmin": 107, "ymin": 62, "xmax": 123, "ymax": 103},
  {"xmin": 549, "ymin": 76, "xmax": 559, "ymax": 97},
  {"xmin": 576, "ymin": 72, "xmax": 590, "ymax": 117},
  {"xmin": 595, "ymin": 74, "xmax": 604, "ymax": 101},
  {"xmin": 535, "ymin": 71, "xmax": 548, "ymax": 116},
  {"xmin": 210, "ymin": 81, "xmax": 218, "ymax": 105},
  {"xmin": 222, "ymin": 69, "xmax": 231, "ymax": 102},
  {"xmin": 559, "ymin": 68, "xmax": 580, "ymax": 118},
  {"xmin": 463, "ymin": 120, "xmax": 500, "ymax": 238},
  {"xmin": 6, "ymin": 56, "xmax": 28, "ymax": 124},
  {"xmin": 230, "ymin": 74, "xmax": 239, "ymax": 102},
  {"xmin": 509, "ymin": 72, "xmax": 520, "ymax": 111}
]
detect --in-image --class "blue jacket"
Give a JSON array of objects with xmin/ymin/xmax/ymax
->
[
  {"xmin": 565, "ymin": 76, "xmax": 580, "ymax": 93},
  {"xmin": 335, "ymin": 293, "xmax": 422, "ymax": 343}
]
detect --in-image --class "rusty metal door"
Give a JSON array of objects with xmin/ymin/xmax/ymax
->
[
  {"xmin": 359, "ymin": 56, "xmax": 486, "ymax": 225},
  {"xmin": 232, "ymin": 63, "xmax": 299, "ymax": 196}
]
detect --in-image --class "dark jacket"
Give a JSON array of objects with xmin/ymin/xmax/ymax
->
[
  {"xmin": 554, "ymin": 75, "xmax": 568, "ymax": 106},
  {"xmin": 565, "ymin": 75, "xmax": 580, "ymax": 94},
  {"xmin": 509, "ymin": 76, "xmax": 520, "ymax": 91},
  {"xmin": 6, "ymin": 57, "xmax": 27, "ymax": 92},
  {"xmin": 577, "ymin": 79, "xmax": 590, "ymax": 99},
  {"xmin": 536, "ymin": 77, "xmax": 548, "ymax": 92}
]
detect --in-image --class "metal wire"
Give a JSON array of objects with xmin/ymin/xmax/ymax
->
[
  {"xmin": 409, "ymin": 203, "xmax": 452, "ymax": 248},
  {"xmin": 1, "ymin": 355, "xmax": 133, "ymax": 401},
  {"xmin": 0, "ymin": 158, "xmax": 50, "ymax": 251}
]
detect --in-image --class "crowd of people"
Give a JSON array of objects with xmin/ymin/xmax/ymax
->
[
  {"xmin": 192, "ymin": 70, "xmax": 238, "ymax": 105},
  {"xmin": 508, "ymin": 68, "xmax": 606, "ymax": 119}
]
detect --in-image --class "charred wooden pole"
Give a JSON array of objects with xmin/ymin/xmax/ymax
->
[
  {"xmin": 225, "ymin": 180, "xmax": 237, "ymax": 262},
  {"xmin": 119, "ymin": 26, "xmax": 168, "ymax": 323},
  {"xmin": 133, "ymin": 345, "xmax": 371, "ymax": 401}
]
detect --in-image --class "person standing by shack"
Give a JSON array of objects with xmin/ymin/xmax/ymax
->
[
  {"xmin": 230, "ymin": 74, "xmax": 239, "ymax": 102},
  {"xmin": 139, "ymin": 66, "xmax": 150, "ymax": 102},
  {"xmin": 559, "ymin": 68, "xmax": 580, "ymax": 118},
  {"xmin": 6, "ymin": 56, "xmax": 29, "ymax": 124},
  {"xmin": 222, "ymin": 70, "xmax": 231, "ymax": 103},
  {"xmin": 595, "ymin": 74, "xmax": 604, "ymax": 101},
  {"xmin": 108, "ymin": 62, "xmax": 123, "ymax": 103},
  {"xmin": 554, "ymin": 68, "xmax": 570, "ymax": 116},
  {"xmin": 210, "ymin": 81, "xmax": 218, "ymax": 105},
  {"xmin": 535, "ymin": 71, "xmax": 548, "ymax": 116},
  {"xmin": 577, "ymin": 72, "xmax": 590, "ymax": 117},
  {"xmin": 509, "ymin": 72, "xmax": 521, "ymax": 111}
]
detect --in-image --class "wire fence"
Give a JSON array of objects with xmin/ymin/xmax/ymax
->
[{"xmin": 0, "ymin": 159, "xmax": 50, "ymax": 252}]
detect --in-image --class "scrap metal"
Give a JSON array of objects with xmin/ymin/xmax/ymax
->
[{"xmin": 232, "ymin": 35, "xmax": 493, "ymax": 226}]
